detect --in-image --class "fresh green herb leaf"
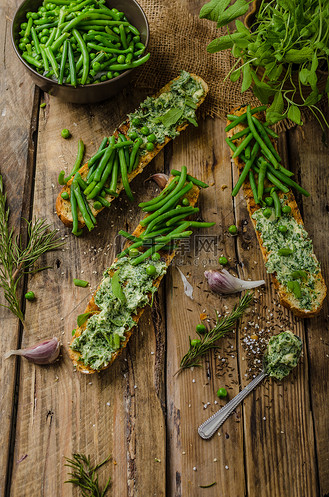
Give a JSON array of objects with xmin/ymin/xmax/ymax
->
[
  {"xmin": 284, "ymin": 47, "xmax": 314, "ymax": 64},
  {"xmin": 241, "ymin": 64, "xmax": 252, "ymax": 92},
  {"xmin": 111, "ymin": 270, "xmax": 126, "ymax": 303},
  {"xmin": 185, "ymin": 96, "xmax": 197, "ymax": 109},
  {"xmin": 159, "ymin": 107, "xmax": 184, "ymax": 127},
  {"xmin": 185, "ymin": 116, "xmax": 199, "ymax": 127},
  {"xmin": 77, "ymin": 311, "xmax": 97, "ymax": 327},
  {"xmin": 230, "ymin": 68, "xmax": 241, "ymax": 82},
  {"xmin": 216, "ymin": 0, "xmax": 249, "ymax": 28},
  {"xmin": 199, "ymin": 0, "xmax": 231, "ymax": 22},
  {"xmin": 65, "ymin": 453, "xmax": 111, "ymax": 497},
  {"xmin": 287, "ymin": 104, "xmax": 302, "ymax": 125}
]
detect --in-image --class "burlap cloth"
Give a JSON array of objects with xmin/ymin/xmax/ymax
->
[{"xmin": 133, "ymin": 0, "xmax": 327, "ymax": 129}]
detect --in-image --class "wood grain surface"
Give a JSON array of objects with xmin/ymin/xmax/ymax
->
[{"xmin": 1, "ymin": 0, "xmax": 329, "ymax": 496}]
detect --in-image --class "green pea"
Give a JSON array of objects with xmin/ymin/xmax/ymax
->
[
  {"xmin": 263, "ymin": 208, "xmax": 272, "ymax": 218},
  {"xmin": 61, "ymin": 192, "xmax": 69, "ymax": 200},
  {"xmin": 146, "ymin": 264, "xmax": 156, "ymax": 276},
  {"xmin": 113, "ymin": 71, "xmax": 120, "ymax": 78},
  {"xmin": 100, "ymin": 74, "xmax": 107, "ymax": 81},
  {"xmin": 92, "ymin": 62, "xmax": 101, "ymax": 72},
  {"xmin": 132, "ymin": 117, "xmax": 141, "ymax": 126},
  {"xmin": 31, "ymin": 12, "xmax": 39, "ymax": 19},
  {"xmin": 217, "ymin": 388, "xmax": 228, "ymax": 398},
  {"xmin": 21, "ymin": 22, "xmax": 28, "ymax": 29},
  {"xmin": 146, "ymin": 142, "xmax": 154, "ymax": 151},
  {"xmin": 129, "ymin": 248, "xmax": 140, "ymax": 258},
  {"xmin": 147, "ymin": 133, "xmax": 156, "ymax": 143},
  {"xmin": 265, "ymin": 196, "xmax": 273, "ymax": 206},
  {"xmin": 40, "ymin": 102, "xmax": 46, "ymax": 108},
  {"xmin": 176, "ymin": 205, "xmax": 182, "ymax": 209},
  {"xmin": 93, "ymin": 201, "xmax": 102, "ymax": 210},
  {"xmin": 117, "ymin": 54, "xmax": 125, "ymax": 64},
  {"xmin": 41, "ymin": 28, "xmax": 49, "ymax": 36},
  {"xmin": 151, "ymin": 252, "xmax": 161, "ymax": 262},
  {"xmin": 21, "ymin": 37, "xmax": 29, "ymax": 45},
  {"xmin": 19, "ymin": 43, "xmax": 26, "ymax": 51},
  {"xmin": 228, "ymin": 224, "xmax": 238, "ymax": 234},
  {"xmin": 107, "ymin": 71, "xmax": 113, "ymax": 79},
  {"xmin": 61, "ymin": 128, "xmax": 71, "ymax": 139},
  {"xmin": 25, "ymin": 291, "xmax": 35, "ymax": 301},
  {"xmin": 196, "ymin": 323, "xmax": 206, "ymax": 334},
  {"xmin": 40, "ymin": 36, "xmax": 48, "ymax": 43},
  {"xmin": 219, "ymin": 256, "xmax": 228, "ymax": 265},
  {"xmin": 140, "ymin": 126, "xmax": 150, "ymax": 136},
  {"xmin": 191, "ymin": 339, "xmax": 201, "ymax": 346},
  {"xmin": 278, "ymin": 225, "xmax": 288, "ymax": 233},
  {"xmin": 282, "ymin": 205, "xmax": 291, "ymax": 214},
  {"xmin": 182, "ymin": 198, "xmax": 190, "ymax": 206},
  {"xmin": 128, "ymin": 131, "xmax": 138, "ymax": 140}
]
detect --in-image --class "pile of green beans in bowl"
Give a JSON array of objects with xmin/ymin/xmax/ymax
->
[{"xmin": 17, "ymin": 0, "xmax": 150, "ymax": 86}]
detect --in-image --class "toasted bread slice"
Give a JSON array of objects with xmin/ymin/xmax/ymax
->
[
  {"xmin": 227, "ymin": 107, "xmax": 326, "ymax": 317},
  {"xmin": 56, "ymin": 74, "xmax": 208, "ymax": 228},
  {"xmin": 68, "ymin": 181, "xmax": 200, "ymax": 373}
]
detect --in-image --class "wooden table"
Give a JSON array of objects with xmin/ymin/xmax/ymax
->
[{"xmin": 1, "ymin": 2, "xmax": 329, "ymax": 496}]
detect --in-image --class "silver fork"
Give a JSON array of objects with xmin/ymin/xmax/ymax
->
[{"xmin": 198, "ymin": 369, "xmax": 268, "ymax": 440}]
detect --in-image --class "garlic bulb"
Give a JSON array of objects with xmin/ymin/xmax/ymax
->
[
  {"xmin": 4, "ymin": 337, "xmax": 61, "ymax": 365},
  {"xmin": 205, "ymin": 269, "xmax": 265, "ymax": 294},
  {"xmin": 144, "ymin": 173, "xmax": 169, "ymax": 189}
]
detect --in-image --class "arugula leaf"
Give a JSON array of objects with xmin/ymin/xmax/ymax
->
[
  {"xmin": 185, "ymin": 97, "xmax": 197, "ymax": 109},
  {"xmin": 230, "ymin": 68, "xmax": 241, "ymax": 82},
  {"xmin": 277, "ymin": 0, "xmax": 295, "ymax": 13},
  {"xmin": 158, "ymin": 107, "xmax": 184, "ymax": 127},
  {"xmin": 199, "ymin": 0, "xmax": 231, "ymax": 21},
  {"xmin": 185, "ymin": 116, "xmax": 198, "ymax": 127},
  {"xmin": 241, "ymin": 64, "xmax": 252, "ymax": 92},
  {"xmin": 216, "ymin": 0, "xmax": 249, "ymax": 28},
  {"xmin": 287, "ymin": 104, "xmax": 302, "ymax": 125},
  {"xmin": 77, "ymin": 312, "xmax": 97, "ymax": 327},
  {"xmin": 111, "ymin": 270, "xmax": 126, "ymax": 304}
]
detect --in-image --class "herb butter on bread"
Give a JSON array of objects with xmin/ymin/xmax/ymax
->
[
  {"xmin": 227, "ymin": 107, "xmax": 326, "ymax": 317},
  {"xmin": 56, "ymin": 72, "xmax": 208, "ymax": 231}
]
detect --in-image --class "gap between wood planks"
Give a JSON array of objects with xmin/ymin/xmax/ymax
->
[{"xmin": 4, "ymin": 86, "xmax": 41, "ymax": 497}]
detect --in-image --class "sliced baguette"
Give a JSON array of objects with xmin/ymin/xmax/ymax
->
[
  {"xmin": 227, "ymin": 107, "xmax": 326, "ymax": 318},
  {"xmin": 56, "ymin": 74, "xmax": 208, "ymax": 228},
  {"xmin": 68, "ymin": 181, "xmax": 200, "ymax": 373}
]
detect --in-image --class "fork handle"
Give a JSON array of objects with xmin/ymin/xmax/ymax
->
[{"xmin": 198, "ymin": 371, "xmax": 268, "ymax": 440}]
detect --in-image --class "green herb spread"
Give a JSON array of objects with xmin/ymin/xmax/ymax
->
[
  {"xmin": 71, "ymin": 256, "xmax": 167, "ymax": 370},
  {"xmin": 128, "ymin": 71, "xmax": 204, "ymax": 147},
  {"xmin": 264, "ymin": 331, "xmax": 302, "ymax": 380},
  {"xmin": 252, "ymin": 199, "xmax": 321, "ymax": 310}
]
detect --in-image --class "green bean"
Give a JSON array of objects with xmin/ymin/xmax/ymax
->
[
  {"xmin": 118, "ymin": 135, "xmax": 134, "ymax": 201},
  {"xmin": 143, "ymin": 203, "xmax": 197, "ymax": 235},
  {"xmin": 230, "ymin": 126, "xmax": 250, "ymax": 141},
  {"xmin": 87, "ymin": 148, "xmax": 116, "ymax": 199},
  {"xmin": 40, "ymin": 45, "xmax": 50, "ymax": 72},
  {"xmin": 72, "ymin": 182, "xmax": 94, "ymax": 231},
  {"xmin": 119, "ymin": 23, "xmax": 128, "ymax": 49},
  {"xmin": 74, "ymin": 172, "xmax": 88, "ymax": 191},
  {"xmin": 170, "ymin": 169, "xmax": 209, "ymax": 188},
  {"xmin": 62, "ymin": 12, "xmax": 113, "ymax": 33},
  {"xmin": 266, "ymin": 163, "xmax": 310, "ymax": 196},
  {"xmin": 271, "ymin": 189, "xmax": 281, "ymax": 218},
  {"xmin": 142, "ymin": 166, "xmax": 188, "ymax": 213},
  {"xmin": 93, "ymin": 136, "xmax": 115, "ymax": 182},
  {"xmin": 129, "ymin": 137, "xmax": 143, "ymax": 172},
  {"xmin": 73, "ymin": 278, "xmax": 89, "ymax": 287},
  {"xmin": 31, "ymin": 27, "xmax": 41, "ymax": 55},
  {"xmin": 70, "ymin": 0, "xmax": 95, "ymax": 12},
  {"xmin": 128, "ymin": 23, "xmax": 140, "ymax": 36},
  {"xmin": 225, "ymin": 106, "xmax": 267, "ymax": 132},
  {"xmin": 257, "ymin": 157, "xmax": 267, "ymax": 201},
  {"xmin": 264, "ymin": 125, "xmax": 279, "ymax": 139},
  {"xmin": 232, "ymin": 142, "xmax": 260, "ymax": 196},
  {"xmin": 246, "ymin": 105, "xmax": 279, "ymax": 169},
  {"xmin": 113, "ymin": 140, "xmax": 133, "ymax": 149},
  {"xmin": 67, "ymin": 40, "xmax": 77, "ymax": 86},
  {"xmin": 118, "ymin": 240, "xmax": 144, "ymax": 258},
  {"xmin": 72, "ymin": 29, "xmax": 89, "ymax": 85},
  {"xmin": 248, "ymin": 170, "xmax": 259, "ymax": 204},
  {"xmin": 118, "ymin": 230, "xmax": 141, "ymax": 244},
  {"xmin": 79, "ymin": 20, "xmax": 130, "ymax": 27},
  {"xmin": 154, "ymin": 231, "xmax": 193, "ymax": 243},
  {"xmin": 87, "ymin": 137, "xmax": 108, "ymax": 180},
  {"xmin": 58, "ymin": 171, "xmax": 66, "ymax": 185},
  {"xmin": 35, "ymin": 22, "xmax": 58, "ymax": 32},
  {"xmin": 70, "ymin": 186, "xmax": 82, "ymax": 236},
  {"xmin": 45, "ymin": 46, "xmax": 59, "ymax": 78},
  {"xmin": 182, "ymin": 221, "xmax": 216, "ymax": 228},
  {"xmin": 94, "ymin": 195, "xmax": 111, "ymax": 208},
  {"xmin": 82, "ymin": 192, "xmax": 97, "ymax": 225},
  {"xmin": 118, "ymin": 133, "xmax": 130, "ymax": 170},
  {"xmin": 139, "ymin": 177, "xmax": 178, "ymax": 208},
  {"xmin": 108, "ymin": 151, "xmax": 119, "ymax": 194},
  {"xmin": 62, "ymin": 139, "xmax": 85, "ymax": 182},
  {"xmin": 24, "ymin": 17, "xmax": 33, "ymax": 37},
  {"xmin": 107, "ymin": 53, "xmax": 150, "ymax": 71},
  {"xmin": 165, "ymin": 208, "xmax": 200, "ymax": 226},
  {"xmin": 244, "ymin": 144, "xmax": 251, "ymax": 160},
  {"xmin": 265, "ymin": 171, "xmax": 289, "ymax": 193},
  {"xmin": 22, "ymin": 53, "xmax": 43, "ymax": 68},
  {"xmin": 58, "ymin": 38, "xmax": 68, "ymax": 84},
  {"xmin": 252, "ymin": 116, "xmax": 281, "ymax": 163},
  {"xmin": 51, "ymin": 31, "xmax": 69, "ymax": 52},
  {"xmin": 232, "ymin": 132, "xmax": 254, "ymax": 158},
  {"xmin": 140, "ymin": 228, "xmax": 171, "ymax": 239}
]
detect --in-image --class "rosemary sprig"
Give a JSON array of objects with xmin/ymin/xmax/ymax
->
[
  {"xmin": 177, "ymin": 291, "xmax": 254, "ymax": 373},
  {"xmin": 65, "ymin": 453, "xmax": 111, "ymax": 497},
  {"xmin": 0, "ymin": 175, "xmax": 64, "ymax": 324}
]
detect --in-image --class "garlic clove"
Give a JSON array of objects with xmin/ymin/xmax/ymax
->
[
  {"xmin": 144, "ymin": 173, "xmax": 169, "ymax": 190},
  {"xmin": 177, "ymin": 267, "xmax": 194, "ymax": 300},
  {"xmin": 4, "ymin": 337, "xmax": 61, "ymax": 365},
  {"xmin": 205, "ymin": 269, "xmax": 265, "ymax": 294}
]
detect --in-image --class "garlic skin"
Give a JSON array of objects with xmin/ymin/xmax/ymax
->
[
  {"xmin": 144, "ymin": 173, "xmax": 169, "ymax": 189},
  {"xmin": 177, "ymin": 267, "xmax": 194, "ymax": 300},
  {"xmin": 4, "ymin": 337, "xmax": 61, "ymax": 365},
  {"xmin": 205, "ymin": 269, "xmax": 265, "ymax": 294}
]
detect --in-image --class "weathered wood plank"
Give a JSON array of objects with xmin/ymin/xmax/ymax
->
[
  {"xmin": 233, "ymin": 128, "xmax": 319, "ymax": 496},
  {"xmin": 288, "ymin": 118, "xmax": 329, "ymax": 497},
  {"xmin": 0, "ymin": 1, "xmax": 38, "ymax": 494},
  {"xmin": 166, "ymin": 117, "xmax": 246, "ymax": 496}
]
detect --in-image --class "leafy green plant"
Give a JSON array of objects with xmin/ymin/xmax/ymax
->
[{"xmin": 200, "ymin": 0, "xmax": 329, "ymax": 127}]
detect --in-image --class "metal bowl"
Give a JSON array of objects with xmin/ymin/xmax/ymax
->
[{"xmin": 11, "ymin": 0, "xmax": 149, "ymax": 104}]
